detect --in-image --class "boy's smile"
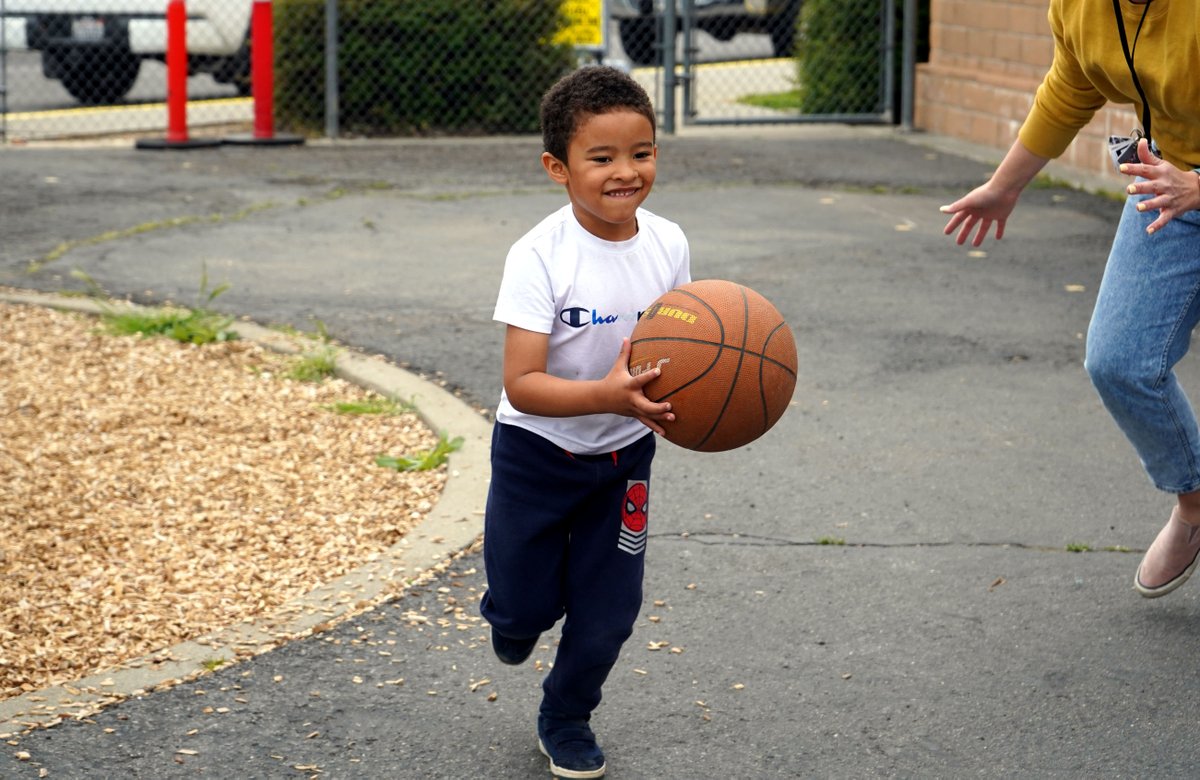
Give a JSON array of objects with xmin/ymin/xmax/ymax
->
[{"xmin": 542, "ymin": 109, "xmax": 657, "ymax": 242}]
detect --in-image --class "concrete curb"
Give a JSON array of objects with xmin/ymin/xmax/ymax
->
[{"xmin": 0, "ymin": 290, "xmax": 492, "ymax": 736}]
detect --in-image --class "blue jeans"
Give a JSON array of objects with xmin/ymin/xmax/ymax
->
[{"xmin": 1085, "ymin": 185, "xmax": 1200, "ymax": 494}]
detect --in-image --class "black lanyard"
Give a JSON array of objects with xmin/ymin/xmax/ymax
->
[{"xmin": 1112, "ymin": 0, "xmax": 1154, "ymax": 141}]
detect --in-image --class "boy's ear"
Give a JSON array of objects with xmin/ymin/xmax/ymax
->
[{"xmin": 542, "ymin": 152, "xmax": 569, "ymax": 185}]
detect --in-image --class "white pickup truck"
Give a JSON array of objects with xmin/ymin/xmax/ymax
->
[{"xmin": 0, "ymin": 0, "xmax": 251, "ymax": 103}]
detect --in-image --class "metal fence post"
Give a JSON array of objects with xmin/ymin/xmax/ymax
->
[
  {"xmin": 324, "ymin": 0, "xmax": 339, "ymax": 139},
  {"xmin": 679, "ymin": 0, "xmax": 694, "ymax": 125},
  {"xmin": 1, "ymin": 0, "xmax": 7, "ymax": 143},
  {"xmin": 883, "ymin": 0, "xmax": 895, "ymax": 123},
  {"xmin": 660, "ymin": 0, "xmax": 676, "ymax": 134},
  {"xmin": 901, "ymin": 0, "xmax": 916, "ymax": 131}
]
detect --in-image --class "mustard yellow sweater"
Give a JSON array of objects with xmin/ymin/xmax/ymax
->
[{"xmin": 1019, "ymin": 0, "xmax": 1200, "ymax": 170}]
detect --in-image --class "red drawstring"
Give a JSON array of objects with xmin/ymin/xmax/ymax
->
[{"xmin": 561, "ymin": 449, "xmax": 620, "ymax": 466}]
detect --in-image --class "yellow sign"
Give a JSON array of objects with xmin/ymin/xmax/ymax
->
[{"xmin": 555, "ymin": 0, "xmax": 604, "ymax": 48}]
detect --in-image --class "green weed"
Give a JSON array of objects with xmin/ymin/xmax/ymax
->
[
  {"xmin": 1029, "ymin": 172, "xmax": 1078, "ymax": 191},
  {"xmin": 83, "ymin": 266, "xmax": 237, "ymax": 345},
  {"xmin": 270, "ymin": 319, "xmax": 329, "ymax": 343},
  {"xmin": 287, "ymin": 345, "xmax": 338, "ymax": 382},
  {"xmin": 816, "ymin": 536, "xmax": 846, "ymax": 546},
  {"xmin": 324, "ymin": 396, "xmax": 414, "ymax": 416},
  {"xmin": 376, "ymin": 431, "xmax": 464, "ymax": 472},
  {"xmin": 1066, "ymin": 543, "xmax": 1092, "ymax": 553}
]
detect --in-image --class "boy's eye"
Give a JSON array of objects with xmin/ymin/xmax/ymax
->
[
  {"xmin": 591, "ymin": 156, "xmax": 612, "ymax": 164},
  {"xmin": 634, "ymin": 151, "xmax": 652, "ymax": 160}
]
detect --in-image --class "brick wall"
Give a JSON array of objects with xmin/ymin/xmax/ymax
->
[{"xmin": 915, "ymin": 0, "xmax": 1137, "ymax": 186}]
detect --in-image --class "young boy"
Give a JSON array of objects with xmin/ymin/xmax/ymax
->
[{"xmin": 481, "ymin": 65, "xmax": 691, "ymax": 779}]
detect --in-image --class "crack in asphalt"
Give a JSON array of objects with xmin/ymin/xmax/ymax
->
[{"xmin": 652, "ymin": 531, "xmax": 1143, "ymax": 554}]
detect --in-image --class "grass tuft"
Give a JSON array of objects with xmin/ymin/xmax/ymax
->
[
  {"xmin": 376, "ymin": 431, "xmax": 464, "ymax": 472},
  {"xmin": 324, "ymin": 396, "xmax": 415, "ymax": 416},
  {"xmin": 81, "ymin": 266, "xmax": 237, "ymax": 345},
  {"xmin": 287, "ymin": 345, "xmax": 338, "ymax": 382}
]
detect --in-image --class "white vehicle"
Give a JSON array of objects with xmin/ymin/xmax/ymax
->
[{"xmin": 0, "ymin": 0, "xmax": 251, "ymax": 103}]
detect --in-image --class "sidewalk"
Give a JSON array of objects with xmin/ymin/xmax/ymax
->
[{"xmin": 2, "ymin": 124, "xmax": 1197, "ymax": 778}]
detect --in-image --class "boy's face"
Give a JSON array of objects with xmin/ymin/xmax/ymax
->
[{"xmin": 542, "ymin": 109, "xmax": 657, "ymax": 242}]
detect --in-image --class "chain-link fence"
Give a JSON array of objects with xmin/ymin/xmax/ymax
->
[
  {"xmin": 625, "ymin": 0, "xmax": 901, "ymax": 128},
  {"xmin": 0, "ymin": 0, "xmax": 251, "ymax": 140},
  {"xmin": 0, "ymin": 0, "xmax": 912, "ymax": 144}
]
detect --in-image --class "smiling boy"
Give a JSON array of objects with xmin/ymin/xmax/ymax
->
[{"xmin": 480, "ymin": 66, "xmax": 691, "ymax": 778}]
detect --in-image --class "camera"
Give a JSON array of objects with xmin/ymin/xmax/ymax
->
[{"xmin": 1108, "ymin": 132, "xmax": 1144, "ymax": 171}]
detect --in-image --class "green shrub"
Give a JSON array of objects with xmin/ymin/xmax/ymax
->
[
  {"xmin": 794, "ymin": 0, "xmax": 929, "ymax": 118},
  {"xmin": 795, "ymin": 0, "xmax": 883, "ymax": 115},
  {"xmin": 275, "ymin": 0, "xmax": 576, "ymax": 136}
]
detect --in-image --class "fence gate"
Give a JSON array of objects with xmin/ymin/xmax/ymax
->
[{"xmin": 662, "ymin": 0, "xmax": 896, "ymax": 128}]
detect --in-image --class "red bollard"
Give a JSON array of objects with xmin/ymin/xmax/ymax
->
[
  {"xmin": 137, "ymin": 0, "xmax": 221, "ymax": 149},
  {"xmin": 226, "ymin": 0, "xmax": 304, "ymax": 146},
  {"xmin": 165, "ymin": 0, "xmax": 188, "ymax": 142}
]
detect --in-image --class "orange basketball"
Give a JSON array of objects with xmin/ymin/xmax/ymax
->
[{"xmin": 629, "ymin": 279, "xmax": 797, "ymax": 452}]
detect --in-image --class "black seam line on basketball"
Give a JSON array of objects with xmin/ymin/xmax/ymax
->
[
  {"xmin": 643, "ymin": 286, "xmax": 745, "ymax": 448},
  {"xmin": 636, "ymin": 289, "xmax": 727, "ymax": 426},
  {"xmin": 691, "ymin": 284, "xmax": 752, "ymax": 450},
  {"xmin": 647, "ymin": 534, "xmax": 1140, "ymax": 553},
  {"xmin": 758, "ymin": 322, "xmax": 789, "ymax": 425},
  {"xmin": 630, "ymin": 336, "xmax": 797, "ymax": 378}
]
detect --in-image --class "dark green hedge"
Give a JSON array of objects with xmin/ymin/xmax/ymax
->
[
  {"xmin": 795, "ymin": 0, "xmax": 929, "ymax": 118},
  {"xmin": 275, "ymin": 0, "xmax": 576, "ymax": 136}
]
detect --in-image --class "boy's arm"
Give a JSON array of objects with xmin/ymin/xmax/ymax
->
[{"xmin": 503, "ymin": 325, "xmax": 676, "ymax": 435}]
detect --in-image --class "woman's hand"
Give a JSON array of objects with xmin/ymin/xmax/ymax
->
[
  {"xmin": 939, "ymin": 183, "xmax": 1022, "ymax": 247},
  {"xmin": 1121, "ymin": 138, "xmax": 1200, "ymax": 235},
  {"xmin": 939, "ymin": 139, "xmax": 1049, "ymax": 248}
]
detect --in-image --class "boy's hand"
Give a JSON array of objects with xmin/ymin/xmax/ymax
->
[{"xmin": 604, "ymin": 338, "xmax": 674, "ymax": 435}]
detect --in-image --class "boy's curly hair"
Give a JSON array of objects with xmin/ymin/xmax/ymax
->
[{"xmin": 540, "ymin": 66, "xmax": 657, "ymax": 165}]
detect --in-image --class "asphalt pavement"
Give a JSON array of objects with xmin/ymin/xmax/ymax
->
[{"xmin": 2, "ymin": 124, "xmax": 1198, "ymax": 778}]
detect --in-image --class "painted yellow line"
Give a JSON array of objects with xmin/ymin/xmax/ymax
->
[
  {"xmin": 5, "ymin": 96, "xmax": 252, "ymax": 121},
  {"xmin": 694, "ymin": 57, "xmax": 792, "ymax": 70},
  {"xmin": 631, "ymin": 57, "xmax": 792, "ymax": 76}
]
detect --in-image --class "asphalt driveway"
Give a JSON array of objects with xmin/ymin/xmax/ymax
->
[{"xmin": 3, "ymin": 125, "xmax": 1197, "ymax": 778}]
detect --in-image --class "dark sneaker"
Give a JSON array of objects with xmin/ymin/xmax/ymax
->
[
  {"xmin": 537, "ymin": 712, "xmax": 606, "ymax": 779},
  {"xmin": 491, "ymin": 629, "xmax": 538, "ymax": 665}
]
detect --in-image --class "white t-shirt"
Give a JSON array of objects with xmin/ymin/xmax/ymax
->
[{"xmin": 494, "ymin": 204, "xmax": 691, "ymax": 454}]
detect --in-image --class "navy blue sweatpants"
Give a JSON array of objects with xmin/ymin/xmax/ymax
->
[{"xmin": 480, "ymin": 422, "xmax": 655, "ymax": 719}]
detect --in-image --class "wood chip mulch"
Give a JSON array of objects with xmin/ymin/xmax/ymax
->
[{"xmin": 0, "ymin": 301, "xmax": 448, "ymax": 701}]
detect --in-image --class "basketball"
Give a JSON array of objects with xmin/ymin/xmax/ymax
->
[{"xmin": 629, "ymin": 279, "xmax": 798, "ymax": 452}]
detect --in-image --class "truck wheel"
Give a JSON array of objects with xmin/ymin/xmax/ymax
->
[
  {"xmin": 51, "ymin": 48, "xmax": 140, "ymax": 104},
  {"xmin": 618, "ymin": 17, "xmax": 659, "ymax": 66},
  {"xmin": 770, "ymin": 6, "xmax": 800, "ymax": 57},
  {"xmin": 214, "ymin": 44, "xmax": 252, "ymax": 96},
  {"xmin": 699, "ymin": 20, "xmax": 738, "ymax": 42}
]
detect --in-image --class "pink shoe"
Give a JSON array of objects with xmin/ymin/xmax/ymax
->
[{"xmin": 1135, "ymin": 510, "xmax": 1200, "ymax": 598}]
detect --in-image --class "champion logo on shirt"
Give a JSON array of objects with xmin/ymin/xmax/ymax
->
[{"xmin": 559, "ymin": 306, "xmax": 646, "ymax": 329}]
